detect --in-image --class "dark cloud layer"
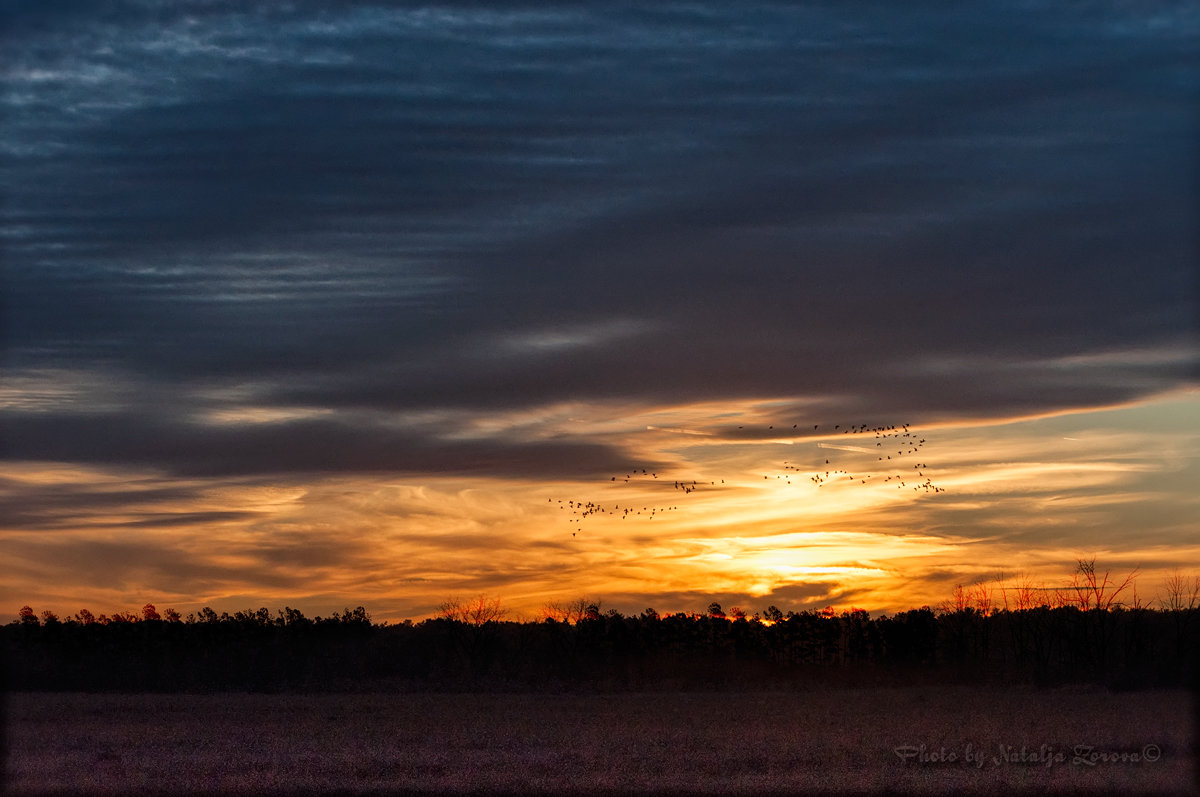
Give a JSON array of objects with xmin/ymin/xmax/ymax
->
[
  {"xmin": 2, "ymin": 1, "xmax": 1197, "ymax": 478},
  {"xmin": 0, "ymin": 410, "xmax": 637, "ymax": 478}
]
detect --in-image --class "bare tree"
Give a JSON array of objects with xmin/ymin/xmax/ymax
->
[
  {"xmin": 1157, "ymin": 569, "xmax": 1200, "ymax": 611},
  {"xmin": 999, "ymin": 573, "xmax": 1048, "ymax": 612},
  {"xmin": 1157, "ymin": 569, "xmax": 1200, "ymax": 659},
  {"xmin": 439, "ymin": 594, "xmax": 507, "ymax": 625},
  {"xmin": 541, "ymin": 597, "xmax": 599, "ymax": 624},
  {"xmin": 940, "ymin": 584, "xmax": 970, "ymax": 615},
  {"xmin": 1059, "ymin": 557, "xmax": 1139, "ymax": 611},
  {"xmin": 971, "ymin": 582, "xmax": 996, "ymax": 616}
]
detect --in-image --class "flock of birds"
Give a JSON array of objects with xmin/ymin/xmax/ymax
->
[
  {"xmin": 553, "ymin": 421, "xmax": 945, "ymax": 535},
  {"xmin": 551, "ymin": 470, "xmax": 722, "ymax": 530},
  {"xmin": 776, "ymin": 423, "xmax": 944, "ymax": 494}
]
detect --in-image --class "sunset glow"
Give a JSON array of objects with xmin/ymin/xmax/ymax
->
[{"xmin": 3, "ymin": 389, "xmax": 1195, "ymax": 621}]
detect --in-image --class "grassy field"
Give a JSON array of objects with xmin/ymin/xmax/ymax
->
[{"xmin": 5, "ymin": 686, "xmax": 1194, "ymax": 794}]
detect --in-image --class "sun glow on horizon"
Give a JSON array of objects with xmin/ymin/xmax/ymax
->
[{"xmin": 1, "ymin": 390, "xmax": 1196, "ymax": 622}]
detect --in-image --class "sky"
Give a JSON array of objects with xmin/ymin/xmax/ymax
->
[{"xmin": 2, "ymin": 1, "xmax": 1197, "ymax": 622}]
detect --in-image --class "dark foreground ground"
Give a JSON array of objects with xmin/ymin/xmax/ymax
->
[{"xmin": 4, "ymin": 686, "xmax": 1195, "ymax": 795}]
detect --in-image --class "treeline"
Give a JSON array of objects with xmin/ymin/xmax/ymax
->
[{"xmin": 3, "ymin": 602, "xmax": 1196, "ymax": 692}]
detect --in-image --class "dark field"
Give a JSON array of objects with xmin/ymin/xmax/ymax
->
[{"xmin": 5, "ymin": 686, "xmax": 1194, "ymax": 794}]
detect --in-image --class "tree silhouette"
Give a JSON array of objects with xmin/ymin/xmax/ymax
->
[
  {"xmin": 439, "ymin": 595, "xmax": 506, "ymax": 625},
  {"xmin": 1158, "ymin": 570, "xmax": 1200, "ymax": 611},
  {"xmin": 1060, "ymin": 557, "xmax": 1139, "ymax": 611},
  {"xmin": 5, "ymin": 561, "xmax": 1194, "ymax": 692}
]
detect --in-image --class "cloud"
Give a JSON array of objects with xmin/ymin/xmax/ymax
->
[
  {"xmin": 4, "ymin": 3, "xmax": 1193, "ymax": 410},
  {"xmin": 0, "ymin": 409, "xmax": 638, "ymax": 478}
]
